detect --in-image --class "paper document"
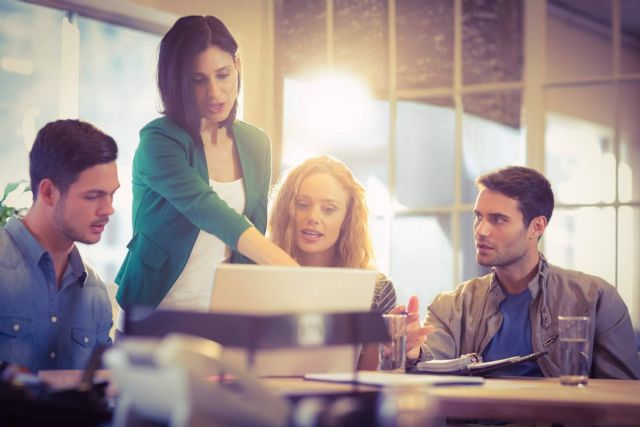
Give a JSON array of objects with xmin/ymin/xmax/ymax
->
[{"xmin": 304, "ymin": 372, "xmax": 484, "ymax": 386}]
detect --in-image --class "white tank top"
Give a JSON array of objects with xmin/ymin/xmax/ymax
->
[
  {"xmin": 116, "ymin": 178, "xmax": 246, "ymax": 331},
  {"xmin": 158, "ymin": 178, "xmax": 246, "ymax": 311}
]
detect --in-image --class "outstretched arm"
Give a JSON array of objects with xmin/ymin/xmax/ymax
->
[{"xmin": 237, "ymin": 227, "xmax": 298, "ymax": 266}]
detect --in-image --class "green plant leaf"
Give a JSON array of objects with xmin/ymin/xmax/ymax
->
[
  {"xmin": 1, "ymin": 181, "xmax": 30, "ymax": 226},
  {"xmin": 2, "ymin": 182, "xmax": 21, "ymax": 202}
]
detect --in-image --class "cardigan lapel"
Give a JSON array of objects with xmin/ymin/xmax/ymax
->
[{"xmin": 232, "ymin": 122, "xmax": 257, "ymax": 217}]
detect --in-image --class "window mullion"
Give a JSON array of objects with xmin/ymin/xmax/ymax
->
[
  {"xmin": 58, "ymin": 11, "xmax": 79, "ymax": 119},
  {"xmin": 452, "ymin": 0, "xmax": 463, "ymax": 286}
]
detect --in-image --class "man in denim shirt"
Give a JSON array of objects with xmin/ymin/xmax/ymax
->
[{"xmin": 0, "ymin": 119, "xmax": 119, "ymax": 372}]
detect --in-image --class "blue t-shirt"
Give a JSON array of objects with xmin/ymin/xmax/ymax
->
[{"xmin": 481, "ymin": 287, "xmax": 544, "ymax": 377}]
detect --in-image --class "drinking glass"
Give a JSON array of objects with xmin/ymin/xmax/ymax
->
[
  {"xmin": 379, "ymin": 313, "xmax": 407, "ymax": 373},
  {"xmin": 558, "ymin": 316, "xmax": 590, "ymax": 386}
]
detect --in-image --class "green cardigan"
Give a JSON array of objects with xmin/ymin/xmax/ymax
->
[{"xmin": 115, "ymin": 117, "xmax": 271, "ymax": 307}]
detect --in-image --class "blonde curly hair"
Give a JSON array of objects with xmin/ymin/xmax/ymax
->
[{"xmin": 268, "ymin": 156, "xmax": 374, "ymax": 269}]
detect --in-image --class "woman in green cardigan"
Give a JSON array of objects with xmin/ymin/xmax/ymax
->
[{"xmin": 115, "ymin": 16, "xmax": 296, "ymax": 326}]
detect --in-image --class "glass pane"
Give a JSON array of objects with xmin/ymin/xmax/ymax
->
[
  {"xmin": 544, "ymin": 207, "xmax": 616, "ymax": 285},
  {"xmin": 334, "ymin": 0, "xmax": 388, "ymax": 93},
  {"xmin": 396, "ymin": 98, "xmax": 454, "ymax": 208},
  {"xmin": 459, "ymin": 212, "xmax": 492, "ymax": 281},
  {"xmin": 545, "ymin": 85, "xmax": 616, "ymax": 204},
  {"xmin": 76, "ymin": 16, "xmax": 161, "ymax": 284},
  {"xmin": 370, "ymin": 214, "xmax": 390, "ymax": 274},
  {"xmin": 78, "ymin": 18, "xmax": 159, "ymax": 167},
  {"xmin": 618, "ymin": 82, "xmax": 640, "ymax": 203},
  {"xmin": 396, "ymin": 0, "xmax": 454, "ymax": 89},
  {"xmin": 462, "ymin": 91, "xmax": 525, "ymax": 204},
  {"xmin": 618, "ymin": 207, "xmax": 640, "ymax": 328},
  {"xmin": 0, "ymin": 0, "xmax": 64, "ymax": 189},
  {"xmin": 546, "ymin": 0, "xmax": 613, "ymax": 80},
  {"xmin": 620, "ymin": 0, "xmax": 640, "ymax": 75},
  {"xmin": 390, "ymin": 215, "xmax": 453, "ymax": 320},
  {"xmin": 276, "ymin": 0, "xmax": 326, "ymax": 76},
  {"xmin": 281, "ymin": 76, "xmax": 389, "ymax": 214},
  {"xmin": 462, "ymin": 0, "xmax": 523, "ymax": 85}
]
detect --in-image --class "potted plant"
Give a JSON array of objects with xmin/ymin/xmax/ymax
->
[{"xmin": 1, "ymin": 181, "xmax": 32, "ymax": 226}]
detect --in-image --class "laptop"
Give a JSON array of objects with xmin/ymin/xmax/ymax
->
[{"xmin": 209, "ymin": 264, "xmax": 378, "ymax": 376}]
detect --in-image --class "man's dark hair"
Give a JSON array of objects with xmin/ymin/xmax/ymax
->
[
  {"xmin": 157, "ymin": 15, "xmax": 240, "ymax": 145},
  {"xmin": 29, "ymin": 119, "xmax": 118, "ymax": 198},
  {"xmin": 476, "ymin": 166, "xmax": 554, "ymax": 227}
]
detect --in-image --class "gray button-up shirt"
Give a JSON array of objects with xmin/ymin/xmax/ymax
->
[
  {"xmin": 425, "ymin": 255, "xmax": 640, "ymax": 379},
  {"xmin": 0, "ymin": 217, "xmax": 112, "ymax": 372}
]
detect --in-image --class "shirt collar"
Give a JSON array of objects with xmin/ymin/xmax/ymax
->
[
  {"xmin": 66, "ymin": 246, "xmax": 88, "ymax": 287},
  {"xmin": 5, "ymin": 216, "xmax": 48, "ymax": 265},
  {"xmin": 527, "ymin": 253, "xmax": 549, "ymax": 298},
  {"xmin": 488, "ymin": 252, "xmax": 548, "ymax": 298},
  {"xmin": 5, "ymin": 216, "xmax": 88, "ymax": 287}
]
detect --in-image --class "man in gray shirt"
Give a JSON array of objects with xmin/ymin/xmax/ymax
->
[
  {"xmin": 424, "ymin": 166, "xmax": 640, "ymax": 379},
  {"xmin": 0, "ymin": 119, "xmax": 119, "ymax": 372}
]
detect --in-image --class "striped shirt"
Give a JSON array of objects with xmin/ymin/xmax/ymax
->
[{"xmin": 372, "ymin": 273, "xmax": 397, "ymax": 314}]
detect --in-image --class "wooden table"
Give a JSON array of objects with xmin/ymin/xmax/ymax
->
[
  {"xmin": 425, "ymin": 377, "xmax": 640, "ymax": 426},
  {"xmin": 39, "ymin": 371, "xmax": 640, "ymax": 426},
  {"xmin": 261, "ymin": 376, "xmax": 640, "ymax": 426}
]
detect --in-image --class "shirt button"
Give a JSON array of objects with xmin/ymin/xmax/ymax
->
[
  {"xmin": 51, "ymin": 316, "xmax": 58, "ymax": 323},
  {"xmin": 13, "ymin": 323, "xmax": 20, "ymax": 332},
  {"xmin": 84, "ymin": 337, "xmax": 89, "ymax": 344},
  {"xmin": 50, "ymin": 352, "xmax": 56, "ymax": 359}
]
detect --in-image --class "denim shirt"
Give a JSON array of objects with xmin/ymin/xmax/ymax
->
[{"xmin": 0, "ymin": 217, "xmax": 112, "ymax": 372}]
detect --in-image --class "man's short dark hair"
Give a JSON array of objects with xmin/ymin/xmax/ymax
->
[
  {"xmin": 29, "ymin": 119, "xmax": 118, "ymax": 198},
  {"xmin": 476, "ymin": 166, "xmax": 554, "ymax": 227}
]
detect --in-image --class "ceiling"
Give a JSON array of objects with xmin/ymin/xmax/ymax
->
[{"xmin": 549, "ymin": 0, "xmax": 640, "ymax": 46}]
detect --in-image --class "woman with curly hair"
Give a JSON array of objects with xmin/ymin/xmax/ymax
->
[{"xmin": 268, "ymin": 156, "xmax": 431, "ymax": 368}]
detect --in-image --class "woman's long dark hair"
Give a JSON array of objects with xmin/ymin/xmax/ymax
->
[{"xmin": 157, "ymin": 15, "xmax": 240, "ymax": 144}]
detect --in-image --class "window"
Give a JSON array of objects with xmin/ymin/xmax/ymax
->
[
  {"xmin": 276, "ymin": 0, "xmax": 640, "ymax": 325},
  {"xmin": 276, "ymin": 0, "xmax": 525, "ymax": 316},
  {"xmin": 544, "ymin": 0, "xmax": 640, "ymax": 325},
  {"xmin": 75, "ymin": 15, "xmax": 161, "ymax": 283},
  {"xmin": 0, "ymin": 0, "xmax": 162, "ymax": 287},
  {"xmin": 0, "ymin": 0, "xmax": 65, "ymax": 187}
]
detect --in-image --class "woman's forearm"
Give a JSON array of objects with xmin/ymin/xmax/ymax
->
[{"xmin": 237, "ymin": 227, "xmax": 298, "ymax": 266}]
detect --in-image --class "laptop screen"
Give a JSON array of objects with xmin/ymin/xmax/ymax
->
[
  {"xmin": 210, "ymin": 264, "xmax": 378, "ymax": 313},
  {"xmin": 209, "ymin": 264, "xmax": 378, "ymax": 376}
]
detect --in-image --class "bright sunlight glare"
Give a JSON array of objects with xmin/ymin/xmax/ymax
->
[
  {"xmin": 283, "ymin": 72, "xmax": 372, "ymax": 166},
  {"xmin": 305, "ymin": 73, "xmax": 370, "ymax": 133}
]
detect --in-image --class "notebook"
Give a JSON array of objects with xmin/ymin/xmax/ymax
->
[
  {"xmin": 412, "ymin": 350, "xmax": 549, "ymax": 376},
  {"xmin": 209, "ymin": 264, "xmax": 378, "ymax": 376}
]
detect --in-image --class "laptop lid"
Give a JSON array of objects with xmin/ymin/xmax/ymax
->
[{"xmin": 209, "ymin": 264, "xmax": 378, "ymax": 376}]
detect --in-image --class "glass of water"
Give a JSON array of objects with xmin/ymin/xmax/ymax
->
[
  {"xmin": 558, "ymin": 316, "xmax": 591, "ymax": 386},
  {"xmin": 379, "ymin": 313, "xmax": 407, "ymax": 373}
]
